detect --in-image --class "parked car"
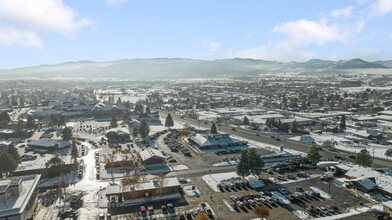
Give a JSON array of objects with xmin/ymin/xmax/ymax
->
[
  {"xmin": 296, "ymin": 186, "xmax": 304, "ymax": 192},
  {"xmin": 287, "ymin": 174, "xmax": 296, "ymax": 180}
]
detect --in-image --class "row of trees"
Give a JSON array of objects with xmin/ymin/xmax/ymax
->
[
  {"xmin": 236, "ymin": 148, "xmax": 265, "ymax": 178},
  {"xmin": 0, "ymin": 144, "xmax": 20, "ymax": 177},
  {"xmin": 306, "ymin": 145, "xmax": 372, "ymax": 167}
]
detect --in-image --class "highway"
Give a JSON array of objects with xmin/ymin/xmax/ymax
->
[{"xmin": 159, "ymin": 111, "xmax": 392, "ymax": 168}]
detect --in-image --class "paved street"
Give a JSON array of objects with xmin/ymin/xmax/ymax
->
[{"xmin": 159, "ymin": 111, "xmax": 392, "ymax": 168}]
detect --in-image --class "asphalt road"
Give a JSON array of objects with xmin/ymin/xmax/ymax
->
[{"xmin": 159, "ymin": 111, "xmax": 392, "ymax": 168}]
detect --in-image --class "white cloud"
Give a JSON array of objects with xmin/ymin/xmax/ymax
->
[
  {"xmin": 208, "ymin": 42, "xmax": 221, "ymax": 54},
  {"xmin": 273, "ymin": 19, "xmax": 348, "ymax": 47},
  {"xmin": 106, "ymin": 0, "xmax": 127, "ymax": 6},
  {"xmin": 369, "ymin": 0, "xmax": 392, "ymax": 17},
  {"xmin": 225, "ymin": 44, "xmax": 315, "ymax": 62},
  {"xmin": 224, "ymin": 6, "xmax": 366, "ymax": 62},
  {"xmin": 0, "ymin": 26, "xmax": 42, "ymax": 47},
  {"xmin": 331, "ymin": 6, "xmax": 354, "ymax": 18},
  {"xmin": 0, "ymin": 0, "xmax": 92, "ymax": 47}
]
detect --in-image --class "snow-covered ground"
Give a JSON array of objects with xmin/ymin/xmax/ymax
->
[
  {"xmin": 170, "ymin": 164, "xmax": 189, "ymax": 171},
  {"xmin": 70, "ymin": 146, "xmax": 108, "ymax": 219},
  {"xmin": 290, "ymin": 131, "xmax": 392, "ymax": 161},
  {"xmin": 149, "ymin": 117, "xmax": 184, "ymax": 135},
  {"xmin": 202, "ymin": 172, "xmax": 264, "ymax": 192},
  {"xmin": 212, "ymin": 159, "xmax": 239, "ymax": 167},
  {"xmin": 312, "ymin": 204, "xmax": 383, "ymax": 220},
  {"xmin": 242, "ymin": 136, "xmax": 307, "ymax": 156},
  {"xmin": 293, "ymin": 210, "xmax": 309, "ymax": 219},
  {"xmin": 223, "ymin": 199, "xmax": 237, "ymax": 213},
  {"xmin": 202, "ymin": 172, "xmax": 243, "ymax": 192},
  {"xmin": 183, "ymin": 185, "xmax": 201, "ymax": 197},
  {"xmin": 310, "ymin": 187, "xmax": 332, "ymax": 199},
  {"xmin": 268, "ymin": 174, "xmax": 321, "ymax": 184}
]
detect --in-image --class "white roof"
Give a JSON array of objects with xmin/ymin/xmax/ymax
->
[
  {"xmin": 105, "ymin": 127, "xmax": 130, "ymax": 135},
  {"xmin": 0, "ymin": 175, "xmax": 41, "ymax": 218},
  {"xmin": 189, "ymin": 132, "xmax": 246, "ymax": 147},
  {"xmin": 281, "ymin": 117, "xmax": 312, "ymax": 123},
  {"xmin": 383, "ymin": 200, "xmax": 392, "ymax": 208},
  {"xmin": 139, "ymin": 148, "xmax": 164, "ymax": 161},
  {"xmin": 28, "ymin": 138, "xmax": 71, "ymax": 148},
  {"xmin": 345, "ymin": 165, "xmax": 392, "ymax": 191},
  {"xmin": 106, "ymin": 177, "xmax": 180, "ymax": 195}
]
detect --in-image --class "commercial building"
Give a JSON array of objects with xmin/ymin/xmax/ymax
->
[
  {"xmin": 27, "ymin": 138, "xmax": 71, "ymax": 149},
  {"xmin": 104, "ymin": 177, "xmax": 181, "ymax": 207},
  {"xmin": 188, "ymin": 132, "xmax": 248, "ymax": 151},
  {"xmin": 0, "ymin": 175, "xmax": 41, "ymax": 220},
  {"xmin": 139, "ymin": 148, "xmax": 165, "ymax": 166}
]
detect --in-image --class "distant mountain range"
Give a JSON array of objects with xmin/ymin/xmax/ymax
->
[{"xmin": 0, "ymin": 58, "xmax": 390, "ymax": 79}]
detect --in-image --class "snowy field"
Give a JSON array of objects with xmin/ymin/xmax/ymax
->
[
  {"xmin": 202, "ymin": 172, "xmax": 243, "ymax": 192},
  {"xmin": 149, "ymin": 117, "xmax": 185, "ymax": 135},
  {"xmin": 290, "ymin": 131, "xmax": 392, "ymax": 161}
]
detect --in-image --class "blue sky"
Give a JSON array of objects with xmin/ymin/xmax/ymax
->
[{"xmin": 0, "ymin": 0, "xmax": 392, "ymax": 68}]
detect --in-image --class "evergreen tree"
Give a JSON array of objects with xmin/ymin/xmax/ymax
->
[
  {"xmin": 71, "ymin": 141, "xmax": 78, "ymax": 164},
  {"xmin": 139, "ymin": 120, "xmax": 150, "ymax": 139},
  {"xmin": 0, "ymin": 151, "xmax": 18, "ymax": 177},
  {"xmin": 236, "ymin": 150, "xmax": 250, "ymax": 178},
  {"xmin": 110, "ymin": 117, "xmax": 118, "ymax": 128},
  {"xmin": 339, "ymin": 115, "xmax": 346, "ymax": 131},
  {"xmin": 145, "ymin": 106, "xmax": 151, "ymax": 114},
  {"xmin": 116, "ymin": 97, "xmax": 122, "ymax": 105},
  {"xmin": 58, "ymin": 115, "xmax": 66, "ymax": 126},
  {"xmin": 26, "ymin": 116, "xmax": 35, "ymax": 129},
  {"xmin": 62, "ymin": 127, "xmax": 73, "ymax": 140},
  {"xmin": 0, "ymin": 111, "xmax": 11, "ymax": 128},
  {"xmin": 7, "ymin": 143, "xmax": 20, "ymax": 163},
  {"xmin": 210, "ymin": 123, "xmax": 218, "ymax": 134},
  {"xmin": 165, "ymin": 113, "xmax": 174, "ymax": 129},
  {"xmin": 290, "ymin": 120, "xmax": 299, "ymax": 134},
  {"xmin": 355, "ymin": 149, "xmax": 372, "ymax": 167},
  {"xmin": 49, "ymin": 115, "xmax": 59, "ymax": 126},
  {"xmin": 243, "ymin": 116, "xmax": 250, "ymax": 125},
  {"xmin": 123, "ymin": 110, "xmax": 130, "ymax": 125},
  {"xmin": 124, "ymin": 101, "xmax": 131, "ymax": 109},
  {"xmin": 306, "ymin": 146, "xmax": 322, "ymax": 164},
  {"xmin": 248, "ymin": 148, "xmax": 265, "ymax": 175},
  {"xmin": 132, "ymin": 128, "xmax": 139, "ymax": 139},
  {"xmin": 45, "ymin": 156, "xmax": 67, "ymax": 176},
  {"xmin": 14, "ymin": 120, "xmax": 25, "ymax": 135}
]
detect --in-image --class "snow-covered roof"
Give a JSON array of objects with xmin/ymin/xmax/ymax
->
[
  {"xmin": 345, "ymin": 165, "xmax": 392, "ymax": 193},
  {"xmin": 300, "ymin": 135, "xmax": 315, "ymax": 143},
  {"xmin": 0, "ymin": 175, "xmax": 41, "ymax": 218},
  {"xmin": 351, "ymin": 178, "xmax": 377, "ymax": 190},
  {"xmin": 28, "ymin": 138, "xmax": 71, "ymax": 148},
  {"xmin": 105, "ymin": 127, "xmax": 130, "ymax": 135},
  {"xmin": 189, "ymin": 132, "xmax": 247, "ymax": 147},
  {"xmin": 139, "ymin": 148, "xmax": 164, "ymax": 161},
  {"xmin": 383, "ymin": 200, "xmax": 392, "ymax": 209},
  {"xmin": 281, "ymin": 117, "xmax": 313, "ymax": 124},
  {"xmin": 106, "ymin": 177, "xmax": 180, "ymax": 195}
]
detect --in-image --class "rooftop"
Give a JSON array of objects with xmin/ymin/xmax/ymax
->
[
  {"xmin": 106, "ymin": 177, "xmax": 180, "ymax": 195},
  {"xmin": 28, "ymin": 138, "xmax": 71, "ymax": 148},
  {"xmin": 0, "ymin": 175, "xmax": 41, "ymax": 218},
  {"xmin": 139, "ymin": 148, "xmax": 165, "ymax": 161}
]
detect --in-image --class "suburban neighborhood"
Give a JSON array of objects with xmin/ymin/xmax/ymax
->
[{"xmin": 0, "ymin": 72, "xmax": 392, "ymax": 220}]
